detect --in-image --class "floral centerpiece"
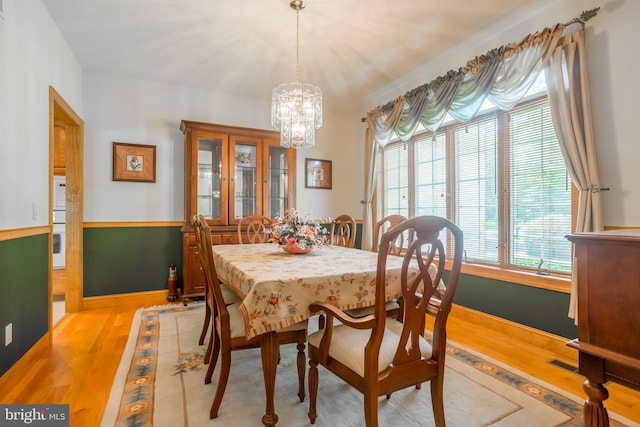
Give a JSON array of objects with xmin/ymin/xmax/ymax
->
[{"xmin": 271, "ymin": 208, "xmax": 328, "ymax": 253}]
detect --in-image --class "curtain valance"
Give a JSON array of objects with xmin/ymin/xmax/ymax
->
[{"xmin": 367, "ymin": 23, "xmax": 566, "ymax": 147}]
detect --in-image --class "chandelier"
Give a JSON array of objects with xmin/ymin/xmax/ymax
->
[{"xmin": 271, "ymin": 0, "xmax": 322, "ymax": 149}]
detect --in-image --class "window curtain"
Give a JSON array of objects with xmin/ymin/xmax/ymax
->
[
  {"xmin": 363, "ymin": 11, "xmax": 601, "ymax": 319},
  {"xmin": 363, "ymin": 23, "xmax": 566, "ymax": 250},
  {"xmin": 544, "ymin": 28, "xmax": 604, "ymax": 321},
  {"xmin": 362, "ymin": 98, "xmax": 405, "ymax": 250}
]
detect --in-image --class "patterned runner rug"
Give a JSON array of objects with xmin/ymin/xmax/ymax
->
[{"xmin": 101, "ymin": 303, "xmax": 638, "ymax": 427}]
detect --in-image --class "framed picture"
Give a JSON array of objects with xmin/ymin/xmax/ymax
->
[
  {"xmin": 305, "ymin": 158, "xmax": 332, "ymax": 189},
  {"xmin": 112, "ymin": 142, "xmax": 156, "ymax": 183}
]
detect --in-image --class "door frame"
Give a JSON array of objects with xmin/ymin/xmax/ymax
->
[{"xmin": 49, "ymin": 86, "xmax": 84, "ymax": 322}]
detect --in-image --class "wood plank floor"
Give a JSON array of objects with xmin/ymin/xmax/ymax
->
[{"xmin": 1, "ymin": 303, "xmax": 638, "ymax": 426}]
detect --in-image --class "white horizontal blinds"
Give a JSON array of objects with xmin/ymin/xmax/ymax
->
[
  {"xmin": 414, "ymin": 132, "xmax": 447, "ymax": 218},
  {"xmin": 454, "ymin": 117, "xmax": 499, "ymax": 263},
  {"xmin": 508, "ymin": 100, "xmax": 572, "ymax": 273},
  {"xmin": 383, "ymin": 142, "xmax": 409, "ymax": 218}
]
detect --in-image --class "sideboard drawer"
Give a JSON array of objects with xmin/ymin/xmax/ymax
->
[{"xmin": 218, "ymin": 234, "xmax": 238, "ymax": 244}]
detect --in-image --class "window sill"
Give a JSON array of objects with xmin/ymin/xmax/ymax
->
[{"xmin": 457, "ymin": 262, "xmax": 571, "ymax": 294}]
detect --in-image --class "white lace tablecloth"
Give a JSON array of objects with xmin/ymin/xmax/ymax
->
[{"xmin": 210, "ymin": 243, "xmax": 412, "ymax": 339}]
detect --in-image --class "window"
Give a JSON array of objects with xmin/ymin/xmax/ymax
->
[
  {"xmin": 381, "ymin": 83, "xmax": 573, "ymax": 275},
  {"xmin": 382, "ymin": 142, "xmax": 409, "ymax": 217}
]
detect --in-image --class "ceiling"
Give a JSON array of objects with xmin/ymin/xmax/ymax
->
[{"xmin": 41, "ymin": 0, "xmax": 551, "ymax": 112}]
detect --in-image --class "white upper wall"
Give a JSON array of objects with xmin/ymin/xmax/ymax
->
[
  {"xmin": 0, "ymin": 0, "xmax": 82, "ymax": 230},
  {"xmin": 3, "ymin": 0, "xmax": 639, "ymax": 230},
  {"xmin": 81, "ymin": 71, "xmax": 363, "ymax": 222}
]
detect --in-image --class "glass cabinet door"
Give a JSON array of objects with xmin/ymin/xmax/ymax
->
[
  {"xmin": 230, "ymin": 136, "xmax": 262, "ymax": 222},
  {"xmin": 197, "ymin": 137, "xmax": 224, "ymax": 221},
  {"xmin": 265, "ymin": 143, "xmax": 291, "ymax": 218}
]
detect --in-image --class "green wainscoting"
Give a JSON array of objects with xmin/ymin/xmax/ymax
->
[
  {"xmin": 83, "ymin": 226, "xmax": 183, "ymax": 297},
  {"xmin": 0, "ymin": 223, "xmax": 577, "ymax": 379},
  {"xmin": 453, "ymin": 273, "xmax": 577, "ymax": 339},
  {"xmin": 0, "ymin": 234, "xmax": 49, "ymax": 377}
]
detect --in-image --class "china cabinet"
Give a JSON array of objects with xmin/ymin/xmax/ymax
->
[{"xmin": 180, "ymin": 120, "xmax": 296, "ymax": 300}]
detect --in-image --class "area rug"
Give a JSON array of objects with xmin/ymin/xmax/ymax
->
[{"xmin": 101, "ymin": 303, "xmax": 638, "ymax": 427}]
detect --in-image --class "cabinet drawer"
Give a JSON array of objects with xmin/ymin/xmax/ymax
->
[{"xmin": 216, "ymin": 234, "xmax": 238, "ymax": 244}]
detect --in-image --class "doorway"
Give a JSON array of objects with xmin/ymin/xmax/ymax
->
[{"xmin": 49, "ymin": 86, "xmax": 84, "ymax": 328}]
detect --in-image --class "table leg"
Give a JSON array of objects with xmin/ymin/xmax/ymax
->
[{"xmin": 261, "ymin": 331, "xmax": 279, "ymax": 427}]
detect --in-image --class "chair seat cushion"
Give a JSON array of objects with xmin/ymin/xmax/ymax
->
[
  {"xmin": 227, "ymin": 302, "xmax": 307, "ymax": 339},
  {"xmin": 308, "ymin": 319, "xmax": 432, "ymax": 377},
  {"xmin": 220, "ymin": 283, "xmax": 242, "ymax": 305},
  {"xmin": 343, "ymin": 301, "xmax": 400, "ymax": 318}
]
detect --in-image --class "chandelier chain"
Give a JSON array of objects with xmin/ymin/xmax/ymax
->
[
  {"xmin": 271, "ymin": 0, "xmax": 322, "ymax": 149},
  {"xmin": 295, "ymin": 9, "xmax": 300, "ymax": 83}
]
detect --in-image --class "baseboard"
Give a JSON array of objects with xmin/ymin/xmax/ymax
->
[
  {"xmin": 448, "ymin": 304, "xmax": 578, "ymax": 361},
  {"xmin": 82, "ymin": 290, "xmax": 170, "ymax": 310}
]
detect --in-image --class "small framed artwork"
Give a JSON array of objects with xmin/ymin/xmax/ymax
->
[
  {"xmin": 305, "ymin": 158, "xmax": 332, "ymax": 189},
  {"xmin": 112, "ymin": 142, "xmax": 156, "ymax": 183}
]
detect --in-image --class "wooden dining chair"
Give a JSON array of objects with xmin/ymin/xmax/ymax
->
[
  {"xmin": 372, "ymin": 214, "xmax": 409, "ymax": 254},
  {"xmin": 329, "ymin": 214, "xmax": 357, "ymax": 248},
  {"xmin": 341, "ymin": 215, "xmax": 409, "ymax": 321},
  {"xmin": 193, "ymin": 216, "xmax": 241, "ymax": 356},
  {"xmin": 193, "ymin": 215, "xmax": 308, "ymax": 419},
  {"xmin": 307, "ymin": 215, "xmax": 463, "ymax": 426},
  {"xmin": 237, "ymin": 215, "xmax": 275, "ymax": 244}
]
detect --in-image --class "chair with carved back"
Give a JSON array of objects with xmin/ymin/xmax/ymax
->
[
  {"xmin": 193, "ymin": 215, "xmax": 308, "ymax": 419},
  {"xmin": 329, "ymin": 214, "xmax": 357, "ymax": 248},
  {"xmin": 342, "ymin": 215, "xmax": 409, "ymax": 321},
  {"xmin": 193, "ymin": 216, "xmax": 241, "ymax": 354},
  {"xmin": 237, "ymin": 215, "xmax": 275, "ymax": 244},
  {"xmin": 307, "ymin": 215, "xmax": 463, "ymax": 426},
  {"xmin": 373, "ymin": 214, "xmax": 409, "ymax": 254}
]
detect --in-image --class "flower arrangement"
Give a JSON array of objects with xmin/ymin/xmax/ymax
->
[{"xmin": 271, "ymin": 208, "xmax": 328, "ymax": 252}]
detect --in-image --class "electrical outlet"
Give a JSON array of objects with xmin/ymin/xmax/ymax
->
[
  {"xmin": 5, "ymin": 323, "xmax": 12, "ymax": 346},
  {"xmin": 32, "ymin": 201, "xmax": 38, "ymax": 220}
]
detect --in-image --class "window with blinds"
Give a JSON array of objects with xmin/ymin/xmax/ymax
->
[
  {"xmin": 415, "ymin": 132, "xmax": 447, "ymax": 219},
  {"xmin": 507, "ymin": 100, "xmax": 572, "ymax": 272},
  {"xmin": 383, "ymin": 142, "xmax": 409, "ymax": 217},
  {"xmin": 381, "ymin": 81, "xmax": 573, "ymax": 274},
  {"xmin": 454, "ymin": 117, "xmax": 499, "ymax": 263}
]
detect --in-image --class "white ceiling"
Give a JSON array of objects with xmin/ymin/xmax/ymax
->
[{"xmin": 41, "ymin": 0, "xmax": 550, "ymax": 112}]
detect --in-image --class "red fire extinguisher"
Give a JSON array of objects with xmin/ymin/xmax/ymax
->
[{"xmin": 167, "ymin": 264, "xmax": 179, "ymax": 302}]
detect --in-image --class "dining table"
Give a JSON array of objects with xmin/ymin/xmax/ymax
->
[{"xmin": 210, "ymin": 243, "xmax": 416, "ymax": 427}]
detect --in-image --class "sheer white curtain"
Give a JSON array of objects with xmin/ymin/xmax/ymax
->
[
  {"xmin": 362, "ymin": 99, "xmax": 405, "ymax": 250},
  {"xmin": 545, "ymin": 28, "xmax": 604, "ymax": 320}
]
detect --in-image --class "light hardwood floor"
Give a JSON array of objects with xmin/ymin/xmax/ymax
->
[{"xmin": 0, "ymin": 302, "xmax": 638, "ymax": 426}]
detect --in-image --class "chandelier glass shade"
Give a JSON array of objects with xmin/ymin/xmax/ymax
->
[
  {"xmin": 271, "ymin": 82, "xmax": 322, "ymax": 149},
  {"xmin": 271, "ymin": 1, "xmax": 322, "ymax": 149}
]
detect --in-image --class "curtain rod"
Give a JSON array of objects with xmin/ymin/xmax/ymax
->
[{"xmin": 360, "ymin": 7, "xmax": 600, "ymax": 123}]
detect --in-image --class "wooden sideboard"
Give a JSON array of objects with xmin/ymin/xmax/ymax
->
[{"xmin": 566, "ymin": 230, "xmax": 640, "ymax": 426}]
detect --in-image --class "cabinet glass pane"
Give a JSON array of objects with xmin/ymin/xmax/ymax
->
[
  {"xmin": 234, "ymin": 143, "xmax": 257, "ymax": 219},
  {"xmin": 197, "ymin": 138, "xmax": 222, "ymax": 219},
  {"xmin": 267, "ymin": 145, "xmax": 289, "ymax": 218}
]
